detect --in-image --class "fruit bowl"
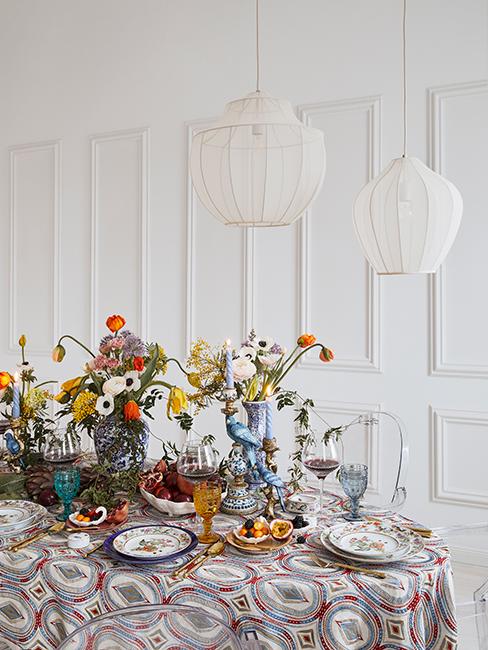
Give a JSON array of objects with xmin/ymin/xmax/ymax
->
[
  {"xmin": 234, "ymin": 516, "xmax": 271, "ymax": 544},
  {"xmin": 140, "ymin": 487, "xmax": 195, "ymax": 516},
  {"xmin": 69, "ymin": 506, "xmax": 107, "ymax": 527}
]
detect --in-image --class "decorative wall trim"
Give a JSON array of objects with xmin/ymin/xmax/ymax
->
[
  {"xmin": 186, "ymin": 119, "xmax": 253, "ymax": 352},
  {"xmin": 297, "ymin": 96, "xmax": 382, "ymax": 372},
  {"xmin": 429, "ymin": 80, "xmax": 488, "ymax": 378},
  {"xmin": 9, "ymin": 140, "xmax": 61, "ymax": 355},
  {"xmin": 90, "ymin": 127, "xmax": 149, "ymax": 348},
  {"xmin": 313, "ymin": 399, "xmax": 381, "ymax": 494},
  {"xmin": 431, "ymin": 406, "xmax": 488, "ymax": 508}
]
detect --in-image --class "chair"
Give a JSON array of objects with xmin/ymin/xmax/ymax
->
[
  {"xmin": 57, "ymin": 603, "xmax": 244, "ymax": 649},
  {"xmin": 433, "ymin": 523, "xmax": 488, "ymax": 649}
]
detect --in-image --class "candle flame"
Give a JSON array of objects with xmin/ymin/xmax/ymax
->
[
  {"xmin": 265, "ymin": 385, "xmax": 273, "ymax": 398},
  {"xmin": 225, "ymin": 339, "xmax": 231, "ymax": 347},
  {"xmin": 13, "ymin": 371, "xmax": 20, "ymax": 383}
]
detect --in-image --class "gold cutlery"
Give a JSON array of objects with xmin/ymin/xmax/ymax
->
[
  {"xmin": 81, "ymin": 540, "xmax": 105, "ymax": 558},
  {"xmin": 313, "ymin": 554, "xmax": 386, "ymax": 579},
  {"xmin": 175, "ymin": 540, "xmax": 225, "ymax": 580},
  {"xmin": 172, "ymin": 541, "xmax": 218, "ymax": 578},
  {"xmin": 8, "ymin": 521, "xmax": 66, "ymax": 552}
]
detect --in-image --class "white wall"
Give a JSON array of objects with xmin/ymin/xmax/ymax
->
[{"xmin": 1, "ymin": 0, "xmax": 487, "ymax": 525}]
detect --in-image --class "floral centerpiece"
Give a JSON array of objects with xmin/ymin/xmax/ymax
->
[
  {"xmin": 53, "ymin": 314, "xmax": 189, "ymax": 473},
  {"xmin": 0, "ymin": 335, "xmax": 54, "ymax": 469}
]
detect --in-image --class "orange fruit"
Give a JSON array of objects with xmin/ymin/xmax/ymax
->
[
  {"xmin": 82, "ymin": 516, "xmax": 91, "ymax": 522},
  {"xmin": 239, "ymin": 528, "xmax": 247, "ymax": 537},
  {"xmin": 253, "ymin": 530, "xmax": 264, "ymax": 538},
  {"xmin": 254, "ymin": 521, "xmax": 263, "ymax": 531},
  {"xmin": 76, "ymin": 514, "xmax": 84, "ymax": 521}
]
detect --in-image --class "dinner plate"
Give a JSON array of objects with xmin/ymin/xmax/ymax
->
[
  {"xmin": 0, "ymin": 500, "xmax": 47, "ymax": 531},
  {"xmin": 319, "ymin": 528, "xmax": 424, "ymax": 565},
  {"xmin": 327, "ymin": 521, "xmax": 411, "ymax": 559},
  {"xmin": 103, "ymin": 533, "xmax": 178, "ymax": 566},
  {"xmin": 111, "ymin": 524, "xmax": 198, "ymax": 560}
]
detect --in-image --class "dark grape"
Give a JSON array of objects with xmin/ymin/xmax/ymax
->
[
  {"xmin": 244, "ymin": 519, "xmax": 254, "ymax": 530},
  {"xmin": 245, "ymin": 531, "xmax": 253, "ymax": 538}
]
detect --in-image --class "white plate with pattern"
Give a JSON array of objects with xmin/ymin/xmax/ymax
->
[
  {"xmin": 319, "ymin": 528, "xmax": 424, "ymax": 565},
  {"xmin": 0, "ymin": 500, "xmax": 47, "ymax": 531},
  {"xmin": 111, "ymin": 524, "xmax": 198, "ymax": 560},
  {"xmin": 327, "ymin": 521, "xmax": 412, "ymax": 559}
]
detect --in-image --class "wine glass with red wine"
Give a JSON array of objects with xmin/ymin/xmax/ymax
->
[
  {"xmin": 176, "ymin": 440, "xmax": 218, "ymax": 484},
  {"xmin": 302, "ymin": 435, "xmax": 340, "ymax": 512}
]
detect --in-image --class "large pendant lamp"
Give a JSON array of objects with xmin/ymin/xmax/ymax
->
[
  {"xmin": 353, "ymin": 0, "xmax": 462, "ymax": 274},
  {"xmin": 190, "ymin": 1, "xmax": 326, "ymax": 227}
]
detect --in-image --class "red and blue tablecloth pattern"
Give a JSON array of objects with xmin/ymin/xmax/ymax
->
[{"xmin": 0, "ymin": 498, "xmax": 457, "ymax": 650}]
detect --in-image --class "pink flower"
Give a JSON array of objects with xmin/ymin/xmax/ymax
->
[{"xmin": 92, "ymin": 354, "xmax": 120, "ymax": 371}]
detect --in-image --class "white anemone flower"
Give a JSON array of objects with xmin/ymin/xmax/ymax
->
[
  {"xmin": 96, "ymin": 393, "xmax": 114, "ymax": 416},
  {"xmin": 124, "ymin": 370, "xmax": 141, "ymax": 392},
  {"xmin": 232, "ymin": 357, "xmax": 257, "ymax": 382},
  {"xmin": 239, "ymin": 346, "xmax": 257, "ymax": 361},
  {"xmin": 102, "ymin": 376, "xmax": 126, "ymax": 396},
  {"xmin": 253, "ymin": 336, "xmax": 274, "ymax": 352},
  {"xmin": 259, "ymin": 353, "xmax": 281, "ymax": 367}
]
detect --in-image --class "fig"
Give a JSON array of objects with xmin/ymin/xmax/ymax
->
[
  {"xmin": 154, "ymin": 486, "xmax": 172, "ymax": 501},
  {"xmin": 38, "ymin": 488, "xmax": 58, "ymax": 506},
  {"xmin": 176, "ymin": 474, "xmax": 193, "ymax": 496},
  {"xmin": 173, "ymin": 493, "xmax": 192, "ymax": 503}
]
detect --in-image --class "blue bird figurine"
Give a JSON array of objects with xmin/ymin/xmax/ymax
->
[
  {"xmin": 255, "ymin": 458, "xmax": 286, "ymax": 511},
  {"xmin": 225, "ymin": 415, "xmax": 261, "ymax": 469},
  {"xmin": 5, "ymin": 429, "xmax": 24, "ymax": 460}
]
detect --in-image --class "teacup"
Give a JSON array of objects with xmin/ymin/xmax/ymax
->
[{"xmin": 285, "ymin": 493, "xmax": 318, "ymax": 514}]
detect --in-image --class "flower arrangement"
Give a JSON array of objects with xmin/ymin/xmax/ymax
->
[
  {"xmin": 232, "ymin": 330, "xmax": 333, "ymax": 401},
  {"xmin": 53, "ymin": 314, "xmax": 189, "ymax": 472},
  {"xmin": 0, "ymin": 335, "xmax": 54, "ymax": 467}
]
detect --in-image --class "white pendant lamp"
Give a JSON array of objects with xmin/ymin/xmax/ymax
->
[
  {"xmin": 353, "ymin": 0, "xmax": 462, "ymax": 274},
  {"xmin": 190, "ymin": 1, "xmax": 326, "ymax": 227}
]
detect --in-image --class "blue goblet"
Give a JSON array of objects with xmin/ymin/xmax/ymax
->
[
  {"xmin": 54, "ymin": 467, "xmax": 80, "ymax": 521},
  {"xmin": 339, "ymin": 463, "xmax": 368, "ymax": 521}
]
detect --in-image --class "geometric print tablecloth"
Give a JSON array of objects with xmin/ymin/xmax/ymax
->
[{"xmin": 0, "ymin": 497, "xmax": 457, "ymax": 650}]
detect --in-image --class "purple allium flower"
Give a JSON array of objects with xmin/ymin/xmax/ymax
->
[
  {"xmin": 270, "ymin": 343, "xmax": 283, "ymax": 355},
  {"xmin": 120, "ymin": 331, "xmax": 147, "ymax": 359}
]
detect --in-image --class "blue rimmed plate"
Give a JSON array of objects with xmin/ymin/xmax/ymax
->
[{"xmin": 108, "ymin": 524, "xmax": 198, "ymax": 562}]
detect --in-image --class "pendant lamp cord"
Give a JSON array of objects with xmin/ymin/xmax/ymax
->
[
  {"xmin": 255, "ymin": 0, "xmax": 260, "ymax": 92},
  {"xmin": 402, "ymin": 0, "xmax": 407, "ymax": 157}
]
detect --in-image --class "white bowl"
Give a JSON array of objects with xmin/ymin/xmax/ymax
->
[
  {"xmin": 140, "ymin": 487, "xmax": 195, "ymax": 516},
  {"xmin": 69, "ymin": 506, "xmax": 107, "ymax": 528},
  {"xmin": 234, "ymin": 516, "xmax": 271, "ymax": 544},
  {"xmin": 285, "ymin": 493, "xmax": 318, "ymax": 514}
]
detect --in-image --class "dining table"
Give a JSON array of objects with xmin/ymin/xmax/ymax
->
[{"xmin": 0, "ymin": 491, "xmax": 457, "ymax": 650}]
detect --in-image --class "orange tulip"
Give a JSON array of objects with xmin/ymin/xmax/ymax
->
[
  {"xmin": 106, "ymin": 314, "xmax": 126, "ymax": 333},
  {"xmin": 297, "ymin": 334, "xmax": 316, "ymax": 348},
  {"xmin": 124, "ymin": 400, "xmax": 141, "ymax": 421},
  {"xmin": 319, "ymin": 347, "xmax": 334, "ymax": 362},
  {"xmin": 0, "ymin": 372, "xmax": 11, "ymax": 389},
  {"xmin": 133, "ymin": 356, "xmax": 144, "ymax": 372}
]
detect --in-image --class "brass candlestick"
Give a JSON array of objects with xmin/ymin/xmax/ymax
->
[{"xmin": 261, "ymin": 436, "xmax": 280, "ymax": 521}]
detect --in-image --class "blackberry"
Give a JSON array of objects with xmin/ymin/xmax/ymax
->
[
  {"xmin": 245, "ymin": 531, "xmax": 253, "ymax": 538},
  {"xmin": 244, "ymin": 519, "xmax": 254, "ymax": 530},
  {"xmin": 296, "ymin": 535, "xmax": 306, "ymax": 544},
  {"xmin": 79, "ymin": 507, "xmax": 89, "ymax": 516}
]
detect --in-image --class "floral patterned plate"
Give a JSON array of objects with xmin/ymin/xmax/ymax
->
[
  {"xmin": 327, "ymin": 521, "xmax": 412, "ymax": 559},
  {"xmin": 111, "ymin": 524, "xmax": 198, "ymax": 560},
  {"xmin": 0, "ymin": 500, "xmax": 47, "ymax": 531},
  {"xmin": 318, "ymin": 530, "xmax": 424, "ymax": 565}
]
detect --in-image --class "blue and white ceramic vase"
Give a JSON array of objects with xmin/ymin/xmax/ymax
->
[
  {"xmin": 241, "ymin": 400, "xmax": 267, "ymax": 490},
  {"xmin": 93, "ymin": 414, "xmax": 149, "ymax": 473}
]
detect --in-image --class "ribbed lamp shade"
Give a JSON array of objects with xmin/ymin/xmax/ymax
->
[
  {"xmin": 190, "ymin": 91, "xmax": 326, "ymax": 227},
  {"xmin": 353, "ymin": 156, "xmax": 463, "ymax": 274}
]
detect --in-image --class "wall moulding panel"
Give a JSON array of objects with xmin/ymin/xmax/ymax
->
[
  {"xmin": 431, "ymin": 407, "xmax": 488, "ymax": 508},
  {"xmin": 313, "ymin": 399, "xmax": 381, "ymax": 495},
  {"xmin": 429, "ymin": 80, "xmax": 488, "ymax": 378},
  {"xmin": 9, "ymin": 140, "xmax": 61, "ymax": 355},
  {"xmin": 298, "ymin": 96, "xmax": 382, "ymax": 373},
  {"xmin": 90, "ymin": 127, "xmax": 149, "ymax": 348},
  {"xmin": 186, "ymin": 120, "xmax": 251, "ymax": 351}
]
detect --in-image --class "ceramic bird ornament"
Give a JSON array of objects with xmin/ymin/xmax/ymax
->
[
  {"xmin": 256, "ymin": 458, "xmax": 286, "ymax": 511},
  {"xmin": 225, "ymin": 415, "xmax": 261, "ymax": 468}
]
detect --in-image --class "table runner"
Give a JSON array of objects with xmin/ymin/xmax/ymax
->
[{"xmin": 0, "ymin": 498, "xmax": 457, "ymax": 649}]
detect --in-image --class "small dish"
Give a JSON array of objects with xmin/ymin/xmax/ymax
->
[
  {"xmin": 69, "ymin": 506, "xmax": 107, "ymax": 528},
  {"xmin": 234, "ymin": 516, "xmax": 270, "ymax": 544},
  {"xmin": 285, "ymin": 494, "xmax": 318, "ymax": 515}
]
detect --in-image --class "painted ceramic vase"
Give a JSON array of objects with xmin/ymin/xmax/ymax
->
[
  {"xmin": 93, "ymin": 415, "xmax": 149, "ymax": 473},
  {"xmin": 241, "ymin": 400, "xmax": 267, "ymax": 490}
]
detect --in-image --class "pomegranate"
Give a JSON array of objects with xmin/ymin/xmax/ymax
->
[{"xmin": 176, "ymin": 474, "xmax": 194, "ymax": 497}]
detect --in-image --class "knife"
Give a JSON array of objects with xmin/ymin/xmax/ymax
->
[
  {"xmin": 313, "ymin": 554, "xmax": 386, "ymax": 579},
  {"xmin": 177, "ymin": 540, "xmax": 225, "ymax": 580},
  {"xmin": 8, "ymin": 521, "xmax": 66, "ymax": 552}
]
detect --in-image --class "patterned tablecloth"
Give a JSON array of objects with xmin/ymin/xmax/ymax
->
[{"xmin": 0, "ymin": 496, "xmax": 457, "ymax": 650}]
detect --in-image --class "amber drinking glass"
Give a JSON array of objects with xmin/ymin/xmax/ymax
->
[{"xmin": 193, "ymin": 480, "xmax": 222, "ymax": 544}]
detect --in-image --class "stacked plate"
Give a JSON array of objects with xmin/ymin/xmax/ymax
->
[
  {"xmin": 0, "ymin": 500, "xmax": 47, "ymax": 535},
  {"xmin": 103, "ymin": 524, "xmax": 198, "ymax": 566},
  {"xmin": 319, "ymin": 520, "xmax": 424, "ymax": 564}
]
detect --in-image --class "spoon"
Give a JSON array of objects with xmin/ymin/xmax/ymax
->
[{"xmin": 178, "ymin": 540, "xmax": 225, "ymax": 579}]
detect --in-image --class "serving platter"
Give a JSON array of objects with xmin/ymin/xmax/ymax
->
[
  {"xmin": 111, "ymin": 524, "xmax": 197, "ymax": 560},
  {"xmin": 225, "ymin": 531, "xmax": 290, "ymax": 554}
]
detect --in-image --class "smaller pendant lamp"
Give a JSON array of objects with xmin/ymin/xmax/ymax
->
[
  {"xmin": 190, "ymin": 1, "xmax": 326, "ymax": 227},
  {"xmin": 353, "ymin": 0, "xmax": 462, "ymax": 274}
]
